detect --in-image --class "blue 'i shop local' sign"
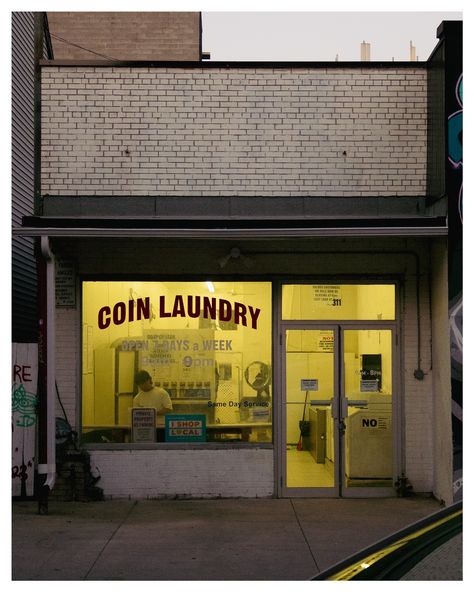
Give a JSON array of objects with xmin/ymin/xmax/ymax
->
[{"xmin": 165, "ymin": 414, "xmax": 207, "ymax": 442}]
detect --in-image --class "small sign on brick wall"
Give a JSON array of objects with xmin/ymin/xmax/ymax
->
[{"xmin": 55, "ymin": 259, "xmax": 76, "ymax": 308}]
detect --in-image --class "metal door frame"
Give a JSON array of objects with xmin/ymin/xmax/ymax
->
[{"xmin": 278, "ymin": 321, "xmax": 399, "ymax": 498}]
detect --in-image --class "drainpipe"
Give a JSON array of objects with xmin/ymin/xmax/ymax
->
[{"xmin": 37, "ymin": 236, "xmax": 56, "ymax": 514}]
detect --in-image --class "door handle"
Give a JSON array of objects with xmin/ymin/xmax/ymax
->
[
  {"xmin": 338, "ymin": 420, "xmax": 346, "ymax": 435},
  {"xmin": 341, "ymin": 399, "xmax": 368, "ymax": 416}
]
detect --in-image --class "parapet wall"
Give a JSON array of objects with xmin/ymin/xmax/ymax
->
[{"xmin": 41, "ymin": 66, "xmax": 427, "ymax": 197}]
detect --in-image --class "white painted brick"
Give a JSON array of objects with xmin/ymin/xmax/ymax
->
[
  {"xmin": 90, "ymin": 449, "xmax": 274, "ymax": 498},
  {"xmin": 41, "ymin": 66, "xmax": 427, "ymax": 196}
]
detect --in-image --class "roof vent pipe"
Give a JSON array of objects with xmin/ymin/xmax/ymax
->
[{"xmin": 361, "ymin": 40, "xmax": 371, "ymax": 62}]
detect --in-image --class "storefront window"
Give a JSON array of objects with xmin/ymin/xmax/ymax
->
[
  {"xmin": 82, "ymin": 281, "xmax": 272, "ymax": 444},
  {"xmin": 282, "ymin": 284, "xmax": 395, "ymax": 321}
]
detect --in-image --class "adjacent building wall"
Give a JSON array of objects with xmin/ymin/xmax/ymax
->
[
  {"xmin": 427, "ymin": 38, "xmax": 445, "ymax": 198},
  {"xmin": 41, "ymin": 66, "xmax": 427, "ymax": 197},
  {"xmin": 443, "ymin": 23, "xmax": 463, "ymax": 502},
  {"xmin": 12, "ymin": 12, "xmax": 38, "ymax": 342},
  {"xmin": 430, "ymin": 239, "xmax": 453, "ymax": 504},
  {"xmin": 46, "ymin": 12, "xmax": 201, "ymax": 61}
]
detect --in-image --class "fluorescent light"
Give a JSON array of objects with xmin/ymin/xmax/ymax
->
[{"xmin": 206, "ymin": 281, "xmax": 215, "ymax": 293}]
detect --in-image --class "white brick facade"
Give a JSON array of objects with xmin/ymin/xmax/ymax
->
[
  {"xmin": 44, "ymin": 64, "xmax": 442, "ymax": 499},
  {"xmin": 41, "ymin": 67, "xmax": 427, "ymax": 197},
  {"xmin": 402, "ymin": 271, "xmax": 434, "ymax": 492},
  {"xmin": 89, "ymin": 449, "xmax": 274, "ymax": 499}
]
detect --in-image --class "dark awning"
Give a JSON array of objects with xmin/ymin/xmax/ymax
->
[
  {"xmin": 15, "ymin": 195, "xmax": 448, "ymax": 238},
  {"xmin": 15, "ymin": 215, "xmax": 447, "ymax": 238}
]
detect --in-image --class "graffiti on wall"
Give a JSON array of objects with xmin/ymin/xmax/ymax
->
[
  {"xmin": 448, "ymin": 75, "xmax": 463, "ymax": 167},
  {"xmin": 12, "ymin": 343, "xmax": 38, "ymax": 497},
  {"xmin": 447, "ymin": 69, "xmax": 463, "ymax": 502},
  {"xmin": 448, "ymin": 75, "xmax": 463, "ymax": 221},
  {"xmin": 448, "ymin": 72, "xmax": 463, "ymax": 385},
  {"xmin": 12, "ymin": 383, "xmax": 38, "ymax": 427}
]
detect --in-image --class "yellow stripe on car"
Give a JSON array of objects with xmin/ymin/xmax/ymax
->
[{"xmin": 328, "ymin": 510, "xmax": 462, "ymax": 580}]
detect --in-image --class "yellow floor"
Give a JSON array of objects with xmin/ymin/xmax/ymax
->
[{"xmin": 286, "ymin": 449, "xmax": 334, "ymax": 488}]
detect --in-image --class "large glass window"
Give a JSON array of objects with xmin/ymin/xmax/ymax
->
[
  {"xmin": 282, "ymin": 284, "xmax": 395, "ymax": 321},
  {"xmin": 82, "ymin": 281, "xmax": 272, "ymax": 444}
]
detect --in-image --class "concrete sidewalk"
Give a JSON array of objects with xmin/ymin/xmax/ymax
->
[{"xmin": 12, "ymin": 497, "xmax": 444, "ymax": 580}]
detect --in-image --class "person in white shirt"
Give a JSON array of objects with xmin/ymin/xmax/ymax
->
[{"xmin": 134, "ymin": 370, "xmax": 173, "ymax": 440}]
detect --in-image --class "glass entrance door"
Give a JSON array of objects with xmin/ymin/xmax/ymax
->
[
  {"xmin": 282, "ymin": 325, "xmax": 395, "ymax": 497},
  {"xmin": 283, "ymin": 328, "xmax": 338, "ymax": 495},
  {"xmin": 341, "ymin": 329, "xmax": 394, "ymax": 495}
]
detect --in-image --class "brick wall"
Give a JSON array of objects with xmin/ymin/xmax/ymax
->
[
  {"xmin": 41, "ymin": 66, "xmax": 427, "ymax": 197},
  {"xmin": 47, "ymin": 12, "xmax": 201, "ymax": 61},
  {"xmin": 403, "ymin": 270, "xmax": 434, "ymax": 491},
  {"xmin": 89, "ymin": 449, "xmax": 274, "ymax": 499}
]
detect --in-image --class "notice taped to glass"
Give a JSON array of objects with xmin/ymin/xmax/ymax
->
[
  {"xmin": 316, "ymin": 330, "xmax": 334, "ymax": 352},
  {"xmin": 132, "ymin": 408, "xmax": 156, "ymax": 443},
  {"xmin": 300, "ymin": 379, "xmax": 319, "ymax": 391},
  {"xmin": 165, "ymin": 414, "xmax": 206, "ymax": 442},
  {"xmin": 312, "ymin": 285, "xmax": 341, "ymax": 306}
]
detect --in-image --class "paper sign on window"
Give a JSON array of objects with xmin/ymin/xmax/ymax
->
[
  {"xmin": 301, "ymin": 379, "xmax": 319, "ymax": 391},
  {"xmin": 165, "ymin": 414, "xmax": 206, "ymax": 442},
  {"xmin": 132, "ymin": 408, "xmax": 156, "ymax": 443}
]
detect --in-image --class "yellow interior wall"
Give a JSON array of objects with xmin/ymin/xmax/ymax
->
[
  {"xmin": 356, "ymin": 284, "xmax": 395, "ymax": 321},
  {"xmin": 286, "ymin": 331, "xmax": 334, "ymax": 443}
]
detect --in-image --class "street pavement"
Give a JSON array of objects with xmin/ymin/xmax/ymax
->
[{"xmin": 11, "ymin": 496, "xmax": 460, "ymax": 581}]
